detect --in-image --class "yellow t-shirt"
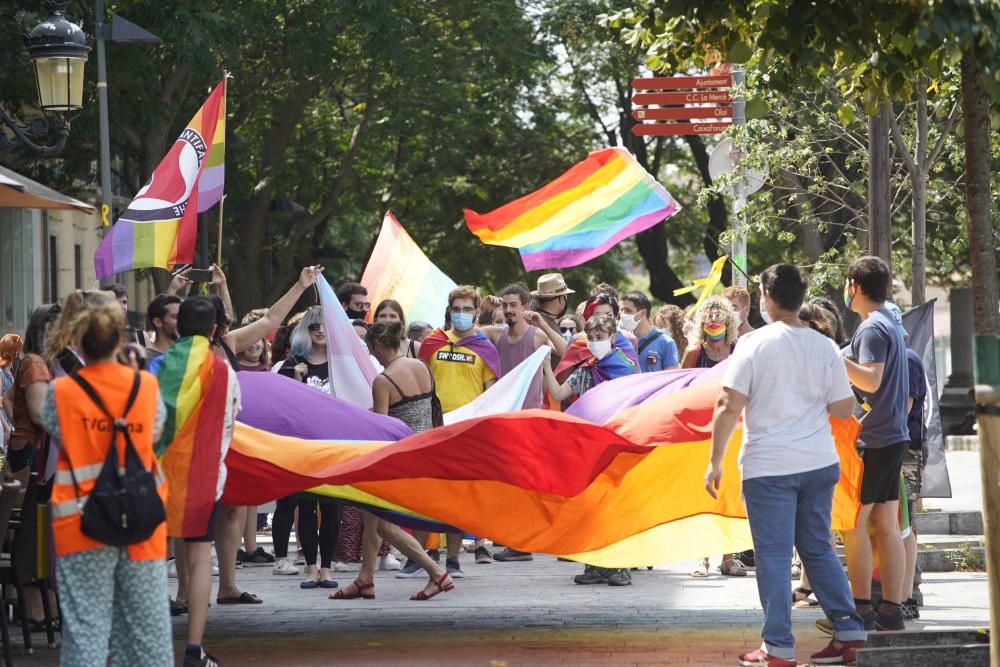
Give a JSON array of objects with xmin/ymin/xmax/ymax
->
[{"xmin": 427, "ymin": 330, "xmax": 497, "ymax": 413}]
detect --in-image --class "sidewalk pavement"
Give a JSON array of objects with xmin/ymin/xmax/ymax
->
[{"xmin": 13, "ymin": 552, "xmax": 988, "ymax": 666}]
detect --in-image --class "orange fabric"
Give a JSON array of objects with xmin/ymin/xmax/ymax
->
[
  {"xmin": 52, "ymin": 363, "xmax": 168, "ymax": 560},
  {"xmin": 830, "ymin": 416, "xmax": 863, "ymax": 531}
]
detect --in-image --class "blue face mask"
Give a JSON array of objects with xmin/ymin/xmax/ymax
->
[{"xmin": 451, "ymin": 312, "xmax": 474, "ymax": 331}]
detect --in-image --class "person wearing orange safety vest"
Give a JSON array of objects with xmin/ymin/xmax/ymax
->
[{"xmin": 41, "ymin": 296, "xmax": 172, "ymax": 667}]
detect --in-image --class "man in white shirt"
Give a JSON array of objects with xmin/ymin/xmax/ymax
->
[{"xmin": 705, "ymin": 264, "xmax": 866, "ymax": 667}]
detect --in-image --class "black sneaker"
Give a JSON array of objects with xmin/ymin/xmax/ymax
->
[
  {"xmin": 243, "ymin": 547, "xmax": 275, "ymax": 567},
  {"xmin": 573, "ymin": 565, "xmax": 609, "ymax": 585},
  {"xmin": 737, "ymin": 549, "xmax": 756, "ymax": 568},
  {"xmin": 903, "ymin": 598, "xmax": 920, "ymax": 620},
  {"xmin": 183, "ymin": 648, "xmax": 220, "ymax": 667},
  {"xmin": 235, "ymin": 549, "xmax": 245, "ymax": 568},
  {"xmin": 474, "ymin": 546, "xmax": 494, "ymax": 564},
  {"xmin": 875, "ymin": 604, "xmax": 906, "ymax": 631},
  {"xmin": 493, "ymin": 547, "xmax": 533, "ymax": 562},
  {"xmin": 607, "ymin": 568, "xmax": 632, "ymax": 586},
  {"xmin": 395, "ymin": 559, "xmax": 423, "ymax": 579}
]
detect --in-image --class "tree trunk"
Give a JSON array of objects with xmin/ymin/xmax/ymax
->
[
  {"xmin": 868, "ymin": 104, "xmax": 892, "ymax": 269},
  {"xmin": 960, "ymin": 55, "xmax": 1000, "ymax": 335},
  {"xmin": 910, "ymin": 176, "xmax": 927, "ymax": 305},
  {"xmin": 634, "ymin": 223, "xmax": 695, "ymax": 307}
]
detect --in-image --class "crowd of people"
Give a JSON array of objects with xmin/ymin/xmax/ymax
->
[{"xmin": 0, "ymin": 253, "xmax": 931, "ymax": 667}]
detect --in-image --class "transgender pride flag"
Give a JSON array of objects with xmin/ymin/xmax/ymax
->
[
  {"xmin": 317, "ymin": 274, "xmax": 379, "ymax": 409},
  {"xmin": 95, "ymin": 77, "xmax": 226, "ymax": 279}
]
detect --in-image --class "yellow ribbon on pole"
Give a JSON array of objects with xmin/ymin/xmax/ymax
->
[
  {"xmin": 674, "ymin": 254, "xmax": 729, "ymax": 315},
  {"xmin": 101, "ymin": 204, "xmax": 110, "ymax": 226}
]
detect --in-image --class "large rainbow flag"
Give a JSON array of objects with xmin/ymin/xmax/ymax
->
[
  {"xmin": 154, "ymin": 335, "xmax": 230, "ymax": 538},
  {"xmin": 95, "ymin": 78, "xmax": 226, "ymax": 279},
  {"xmin": 361, "ymin": 212, "xmax": 456, "ymax": 328},
  {"xmin": 224, "ymin": 366, "xmax": 863, "ymax": 567},
  {"xmin": 463, "ymin": 147, "xmax": 680, "ymax": 271}
]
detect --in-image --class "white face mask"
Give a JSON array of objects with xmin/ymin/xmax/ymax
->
[
  {"xmin": 587, "ymin": 339, "xmax": 612, "ymax": 360},
  {"xmin": 561, "ymin": 330, "xmax": 572, "ymax": 343},
  {"xmin": 619, "ymin": 313, "xmax": 638, "ymax": 332},
  {"xmin": 759, "ymin": 290, "xmax": 773, "ymax": 324}
]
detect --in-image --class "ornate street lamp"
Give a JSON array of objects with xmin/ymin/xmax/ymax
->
[{"xmin": 0, "ymin": 1, "xmax": 90, "ymax": 156}]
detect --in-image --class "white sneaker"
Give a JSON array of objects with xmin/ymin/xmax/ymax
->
[
  {"xmin": 167, "ymin": 558, "xmax": 178, "ymax": 578},
  {"xmin": 333, "ymin": 561, "xmax": 351, "ymax": 572},
  {"xmin": 379, "ymin": 553, "xmax": 402, "ymax": 571},
  {"xmin": 272, "ymin": 557, "xmax": 300, "ymax": 576}
]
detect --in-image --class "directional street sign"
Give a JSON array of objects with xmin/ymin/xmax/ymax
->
[
  {"xmin": 631, "ymin": 122, "xmax": 732, "ymax": 136},
  {"xmin": 630, "ymin": 71, "xmax": 738, "ymax": 138},
  {"xmin": 632, "ymin": 107, "xmax": 732, "ymax": 121},
  {"xmin": 632, "ymin": 91, "xmax": 732, "ymax": 105},
  {"xmin": 631, "ymin": 75, "xmax": 732, "ymax": 90}
]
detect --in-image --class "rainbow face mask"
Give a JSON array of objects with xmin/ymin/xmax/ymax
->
[
  {"xmin": 703, "ymin": 323, "xmax": 727, "ymax": 342},
  {"xmin": 843, "ymin": 282, "xmax": 854, "ymax": 311}
]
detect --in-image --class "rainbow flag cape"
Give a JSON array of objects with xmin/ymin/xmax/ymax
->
[
  {"xmin": 464, "ymin": 147, "xmax": 680, "ymax": 271},
  {"xmin": 224, "ymin": 366, "xmax": 863, "ymax": 567},
  {"xmin": 361, "ymin": 212, "xmax": 456, "ymax": 328},
  {"xmin": 95, "ymin": 78, "xmax": 226, "ymax": 279},
  {"xmin": 154, "ymin": 335, "xmax": 230, "ymax": 538}
]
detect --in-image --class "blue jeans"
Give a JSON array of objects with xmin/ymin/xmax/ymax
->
[{"xmin": 743, "ymin": 463, "xmax": 867, "ymax": 659}]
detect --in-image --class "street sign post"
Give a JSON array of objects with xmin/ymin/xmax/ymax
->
[{"xmin": 631, "ymin": 67, "xmax": 760, "ymax": 285}]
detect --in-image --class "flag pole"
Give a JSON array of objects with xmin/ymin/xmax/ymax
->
[
  {"xmin": 215, "ymin": 71, "xmax": 231, "ymax": 268},
  {"xmin": 216, "ymin": 194, "xmax": 226, "ymax": 266}
]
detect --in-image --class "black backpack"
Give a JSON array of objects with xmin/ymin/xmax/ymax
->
[{"xmin": 62, "ymin": 371, "xmax": 166, "ymax": 546}]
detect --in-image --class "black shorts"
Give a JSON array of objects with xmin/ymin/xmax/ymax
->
[
  {"xmin": 859, "ymin": 441, "xmax": 908, "ymax": 505},
  {"xmin": 183, "ymin": 501, "xmax": 221, "ymax": 543}
]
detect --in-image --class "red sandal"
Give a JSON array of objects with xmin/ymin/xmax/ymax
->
[
  {"xmin": 410, "ymin": 573, "xmax": 454, "ymax": 601},
  {"xmin": 329, "ymin": 580, "xmax": 375, "ymax": 600}
]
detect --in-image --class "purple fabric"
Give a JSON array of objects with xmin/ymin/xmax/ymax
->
[
  {"xmin": 454, "ymin": 332, "xmax": 502, "ymax": 378},
  {"xmin": 567, "ymin": 362, "xmax": 727, "ymax": 425},
  {"xmin": 237, "ymin": 371, "xmax": 412, "ymax": 441}
]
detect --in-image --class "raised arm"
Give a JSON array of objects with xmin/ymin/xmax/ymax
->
[
  {"xmin": 210, "ymin": 264, "xmax": 235, "ymax": 323},
  {"xmin": 524, "ymin": 310, "xmax": 567, "ymax": 357},
  {"xmin": 223, "ymin": 265, "xmax": 324, "ymax": 355}
]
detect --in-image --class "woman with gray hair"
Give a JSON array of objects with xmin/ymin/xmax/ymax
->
[
  {"xmin": 273, "ymin": 306, "xmax": 339, "ymax": 588},
  {"xmin": 278, "ymin": 307, "xmax": 329, "ymax": 392}
]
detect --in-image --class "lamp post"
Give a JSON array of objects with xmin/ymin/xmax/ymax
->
[{"xmin": 0, "ymin": 0, "xmax": 89, "ymax": 157}]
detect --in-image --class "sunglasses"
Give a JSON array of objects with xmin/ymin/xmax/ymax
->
[
  {"xmin": 560, "ymin": 326, "xmax": 577, "ymax": 334},
  {"xmin": 307, "ymin": 323, "xmax": 324, "ymax": 332}
]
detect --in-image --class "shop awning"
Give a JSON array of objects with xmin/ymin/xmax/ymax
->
[{"xmin": 0, "ymin": 165, "xmax": 95, "ymax": 214}]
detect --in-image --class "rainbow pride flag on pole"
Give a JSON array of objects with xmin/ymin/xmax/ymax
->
[
  {"xmin": 463, "ymin": 147, "xmax": 680, "ymax": 271},
  {"xmin": 361, "ymin": 212, "xmax": 456, "ymax": 328},
  {"xmin": 95, "ymin": 77, "xmax": 227, "ymax": 279},
  {"xmin": 154, "ymin": 335, "xmax": 230, "ymax": 538}
]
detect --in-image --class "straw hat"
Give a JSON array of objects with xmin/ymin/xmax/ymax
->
[{"xmin": 531, "ymin": 273, "xmax": 575, "ymax": 297}]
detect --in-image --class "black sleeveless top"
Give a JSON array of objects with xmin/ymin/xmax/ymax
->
[{"xmin": 381, "ymin": 371, "xmax": 434, "ymax": 434}]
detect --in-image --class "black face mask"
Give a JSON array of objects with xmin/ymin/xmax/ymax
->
[
  {"xmin": 539, "ymin": 297, "xmax": 567, "ymax": 319},
  {"xmin": 346, "ymin": 308, "xmax": 366, "ymax": 320}
]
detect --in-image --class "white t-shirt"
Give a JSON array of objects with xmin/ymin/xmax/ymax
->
[
  {"xmin": 722, "ymin": 323, "xmax": 854, "ymax": 480},
  {"xmin": 218, "ymin": 366, "xmax": 242, "ymax": 500}
]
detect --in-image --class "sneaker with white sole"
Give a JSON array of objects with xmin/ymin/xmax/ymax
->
[
  {"xmin": 395, "ymin": 559, "xmax": 423, "ymax": 578},
  {"xmin": 333, "ymin": 561, "xmax": 351, "ymax": 572},
  {"xmin": 446, "ymin": 557, "xmax": 464, "ymax": 579},
  {"xmin": 378, "ymin": 553, "xmax": 402, "ymax": 571},
  {"xmin": 272, "ymin": 557, "xmax": 300, "ymax": 576}
]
